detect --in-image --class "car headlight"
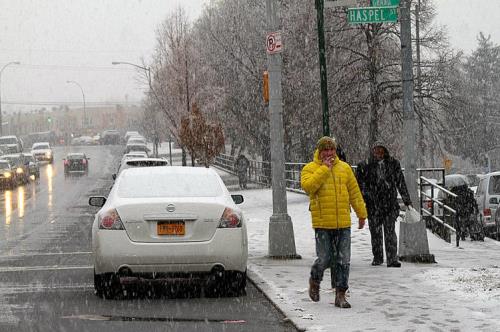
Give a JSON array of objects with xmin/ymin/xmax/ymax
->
[
  {"xmin": 16, "ymin": 168, "xmax": 23, "ymax": 174},
  {"xmin": 45, "ymin": 151, "xmax": 52, "ymax": 157},
  {"xmin": 4, "ymin": 172, "xmax": 11, "ymax": 178}
]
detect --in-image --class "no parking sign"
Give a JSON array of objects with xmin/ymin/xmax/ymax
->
[{"xmin": 266, "ymin": 31, "xmax": 283, "ymax": 55}]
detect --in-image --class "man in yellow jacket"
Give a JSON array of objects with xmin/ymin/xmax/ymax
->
[{"xmin": 301, "ymin": 136, "xmax": 367, "ymax": 308}]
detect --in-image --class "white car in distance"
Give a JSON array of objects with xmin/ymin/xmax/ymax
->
[
  {"xmin": 89, "ymin": 166, "xmax": 248, "ymax": 299},
  {"xmin": 31, "ymin": 142, "xmax": 54, "ymax": 163}
]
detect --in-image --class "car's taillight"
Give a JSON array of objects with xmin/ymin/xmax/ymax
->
[
  {"xmin": 82, "ymin": 159, "xmax": 87, "ymax": 165},
  {"xmin": 63, "ymin": 160, "xmax": 69, "ymax": 166},
  {"xmin": 425, "ymin": 200, "xmax": 432, "ymax": 210},
  {"xmin": 484, "ymin": 208, "xmax": 491, "ymax": 217},
  {"xmin": 98, "ymin": 209, "xmax": 125, "ymax": 230},
  {"xmin": 218, "ymin": 207, "xmax": 242, "ymax": 228}
]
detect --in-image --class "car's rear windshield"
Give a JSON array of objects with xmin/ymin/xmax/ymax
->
[
  {"xmin": 0, "ymin": 137, "xmax": 17, "ymax": 144},
  {"xmin": 117, "ymin": 172, "xmax": 222, "ymax": 198},
  {"xmin": 488, "ymin": 175, "xmax": 500, "ymax": 194},
  {"xmin": 125, "ymin": 160, "xmax": 168, "ymax": 167},
  {"xmin": 68, "ymin": 154, "xmax": 84, "ymax": 160},
  {"xmin": 33, "ymin": 144, "xmax": 49, "ymax": 150},
  {"xmin": 0, "ymin": 161, "xmax": 10, "ymax": 168}
]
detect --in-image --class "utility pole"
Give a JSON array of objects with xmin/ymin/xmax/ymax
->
[
  {"xmin": 265, "ymin": 0, "xmax": 299, "ymax": 259},
  {"xmin": 315, "ymin": 0, "xmax": 330, "ymax": 136},
  {"xmin": 398, "ymin": 0, "xmax": 435, "ymax": 264},
  {"xmin": 415, "ymin": 0, "xmax": 425, "ymax": 167}
]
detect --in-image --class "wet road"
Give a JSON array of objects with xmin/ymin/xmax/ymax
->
[{"xmin": 0, "ymin": 145, "xmax": 297, "ymax": 332}]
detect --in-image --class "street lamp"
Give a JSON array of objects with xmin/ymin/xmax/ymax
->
[
  {"xmin": 66, "ymin": 80, "xmax": 86, "ymax": 131},
  {"xmin": 112, "ymin": 61, "xmax": 151, "ymax": 87},
  {"xmin": 112, "ymin": 61, "xmax": 159, "ymax": 157},
  {"xmin": 0, "ymin": 61, "xmax": 21, "ymax": 136}
]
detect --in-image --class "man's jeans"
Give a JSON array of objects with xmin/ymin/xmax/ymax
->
[{"xmin": 310, "ymin": 228, "xmax": 351, "ymax": 290}]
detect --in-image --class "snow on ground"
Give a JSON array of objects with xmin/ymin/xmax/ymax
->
[{"xmin": 234, "ymin": 187, "xmax": 500, "ymax": 332}]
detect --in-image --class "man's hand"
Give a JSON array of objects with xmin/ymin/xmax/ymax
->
[
  {"xmin": 358, "ymin": 218, "xmax": 366, "ymax": 229},
  {"xmin": 322, "ymin": 157, "xmax": 333, "ymax": 169}
]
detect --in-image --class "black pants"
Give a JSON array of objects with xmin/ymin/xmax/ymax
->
[{"xmin": 369, "ymin": 211, "xmax": 399, "ymax": 265}]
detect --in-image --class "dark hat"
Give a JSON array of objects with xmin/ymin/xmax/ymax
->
[{"xmin": 316, "ymin": 136, "xmax": 337, "ymax": 151}]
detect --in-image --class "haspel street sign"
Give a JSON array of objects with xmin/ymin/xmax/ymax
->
[{"xmin": 347, "ymin": 6, "xmax": 398, "ymax": 24}]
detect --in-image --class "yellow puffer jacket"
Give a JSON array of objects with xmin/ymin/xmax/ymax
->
[{"xmin": 301, "ymin": 150, "xmax": 367, "ymax": 229}]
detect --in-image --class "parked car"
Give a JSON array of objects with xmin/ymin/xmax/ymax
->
[
  {"xmin": 0, "ymin": 135, "xmax": 23, "ymax": 153},
  {"xmin": 124, "ymin": 131, "xmax": 141, "ymax": 143},
  {"xmin": 126, "ymin": 136, "xmax": 146, "ymax": 145},
  {"xmin": 124, "ymin": 143, "xmax": 150, "ymax": 155},
  {"xmin": 113, "ymin": 157, "xmax": 169, "ymax": 180},
  {"xmin": 71, "ymin": 136, "xmax": 96, "ymax": 146},
  {"xmin": 101, "ymin": 130, "xmax": 121, "ymax": 145},
  {"xmin": 88, "ymin": 166, "xmax": 248, "ymax": 298},
  {"xmin": 63, "ymin": 153, "xmax": 89, "ymax": 176},
  {"xmin": 1, "ymin": 153, "xmax": 30, "ymax": 184},
  {"xmin": 475, "ymin": 171, "xmax": 500, "ymax": 235},
  {"xmin": 0, "ymin": 159, "xmax": 16, "ymax": 189},
  {"xmin": 21, "ymin": 153, "xmax": 40, "ymax": 179},
  {"xmin": 31, "ymin": 142, "xmax": 54, "ymax": 163}
]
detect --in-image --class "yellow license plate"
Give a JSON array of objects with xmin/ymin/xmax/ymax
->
[{"xmin": 157, "ymin": 222, "xmax": 185, "ymax": 235}]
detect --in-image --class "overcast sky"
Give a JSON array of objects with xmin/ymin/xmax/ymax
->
[{"xmin": 0, "ymin": 0, "xmax": 499, "ymax": 114}]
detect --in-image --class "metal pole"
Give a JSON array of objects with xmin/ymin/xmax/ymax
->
[
  {"xmin": 398, "ymin": 0, "xmax": 435, "ymax": 263},
  {"xmin": 67, "ymin": 80, "xmax": 86, "ymax": 131},
  {"xmin": 0, "ymin": 61, "xmax": 20, "ymax": 137},
  {"xmin": 266, "ymin": 0, "xmax": 299, "ymax": 259},
  {"xmin": 416, "ymin": 0, "xmax": 424, "ymax": 168},
  {"xmin": 315, "ymin": 0, "xmax": 330, "ymax": 136},
  {"xmin": 400, "ymin": 0, "xmax": 418, "ymax": 206}
]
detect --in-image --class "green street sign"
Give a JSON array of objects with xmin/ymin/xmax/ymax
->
[
  {"xmin": 371, "ymin": 0, "xmax": 400, "ymax": 6},
  {"xmin": 348, "ymin": 6, "xmax": 398, "ymax": 24}
]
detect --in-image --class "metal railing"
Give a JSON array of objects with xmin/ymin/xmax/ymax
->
[{"xmin": 419, "ymin": 169, "xmax": 460, "ymax": 246}]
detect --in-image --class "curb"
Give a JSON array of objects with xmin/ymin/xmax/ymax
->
[{"xmin": 247, "ymin": 267, "xmax": 306, "ymax": 332}]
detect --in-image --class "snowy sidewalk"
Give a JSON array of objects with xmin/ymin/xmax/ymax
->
[{"xmin": 235, "ymin": 188, "xmax": 500, "ymax": 332}]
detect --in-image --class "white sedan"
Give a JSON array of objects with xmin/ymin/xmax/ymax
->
[{"xmin": 89, "ymin": 166, "xmax": 248, "ymax": 298}]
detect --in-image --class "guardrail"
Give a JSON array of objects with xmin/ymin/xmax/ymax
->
[{"xmin": 419, "ymin": 171, "xmax": 461, "ymax": 246}]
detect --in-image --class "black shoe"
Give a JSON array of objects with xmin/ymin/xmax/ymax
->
[
  {"xmin": 371, "ymin": 259, "xmax": 383, "ymax": 266},
  {"xmin": 387, "ymin": 261, "xmax": 401, "ymax": 268}
]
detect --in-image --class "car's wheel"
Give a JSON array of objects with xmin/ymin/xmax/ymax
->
[
  {"xmin": 225, "ymin": 271, "xmax": 247, "ymax": 296},
  {"xmin": 94, "ymin": 271, "xmax": 122, "ymax": 299}
]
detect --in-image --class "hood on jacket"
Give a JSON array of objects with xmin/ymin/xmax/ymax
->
[{"xmin": 370, "ymin": 141, "xmax": 390, "ymax": 160}]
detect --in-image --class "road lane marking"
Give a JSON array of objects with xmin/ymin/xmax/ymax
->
[
  {"xmin": 0, "ymin": 251, "xmax": 92, "ymax": 259},
  {"xmin": 0, "ymin": 265, "xmax": 93, "ymax": 272}
]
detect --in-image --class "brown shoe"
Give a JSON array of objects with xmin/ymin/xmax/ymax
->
[
  {"xmin": 309, "ymin": 278, "xmax": 320, "ymax": 302},
  {"xmin": 335, "ymin": 288, "xmax": 351, "ymax": 308}
]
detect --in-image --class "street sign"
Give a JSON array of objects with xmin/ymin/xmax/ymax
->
[
  {"xmin": 325, "ymin": 0, "xmax": 360, "ymax": 8},
  {"xmin": 370, "ymin": 0, "xmax": 400, "ymax": 6},
  {"xmin": 266, "ymin": 31, "xmax": 283, "ymax": 55},
  {"xmin": 347, "ymin": 6, "xmax": 398, "ymax": 24}
]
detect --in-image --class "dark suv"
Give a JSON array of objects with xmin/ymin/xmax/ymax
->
[
  {"xmin": 101, "ymin": 130, "xmax": 121, "ymax": 145},
  {"xmin": 63, "ymin": 153, "xmax": 89, "ymax": 176}
]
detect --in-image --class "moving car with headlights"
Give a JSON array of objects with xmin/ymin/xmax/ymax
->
[
  {"xmin": 0, "ymin": 160, "xmax": 16, "ymax": 189},
  {"xmin": 0, "ymin": 135, "xmax": 23, "ymax": 154},
  {"xmin": 21, "ymin": 153, "xmax": 40, "ymax": 179},
  {"xmin": 89, "ymin": 166, "xmax": 248, "ymax": 299},
  {"xmin": 31, "ymin": 142, "xmax": 53, "ymax": 163},
  {"xmin": 63, "ymin": 153, "xmax": 89, "ymax": 176},
  {"xmin": 1, "ymin": 154, "xmax": 30, "ymax": 184}
]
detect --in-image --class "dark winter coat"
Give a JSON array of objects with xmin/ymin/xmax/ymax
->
[
  {"xmin": 235, "ymin": 155, "xmax": 249, "ymax": 174},
  {"xmin": 446, "ymin": 185, "xmax": 478, "ymax": 218},
  {"xmin": 356, "ymin": 146, "xmax": 411, "ymax": 219}
]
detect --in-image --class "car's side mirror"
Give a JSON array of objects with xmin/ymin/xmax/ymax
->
[
  {"xmin": 231, "ymin": 194, "xmax": 244, "ymax": 204},
  {"xmin": 489, "ymin": 197, "xmax": 498, "ymax": 205},
  {"xmin": 112, "ymin": 174, "xmax": 116, "ymax": 180},
  {"xmin": 89, "ymin": 196, "xmax": 106, "ymax": 207}
]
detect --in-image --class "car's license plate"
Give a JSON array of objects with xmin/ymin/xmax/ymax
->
[{"xmin": 157, "ymin": 222, "xmax": 185, "ymax": 235}]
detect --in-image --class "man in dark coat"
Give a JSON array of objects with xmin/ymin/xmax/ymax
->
[
  {"xmin": 235, "ymin": 154, "xmax": 250, "ymax": 189},
  {"xmin": 356, "ymin": 142, "xmax": 412, "ymax": 267}
]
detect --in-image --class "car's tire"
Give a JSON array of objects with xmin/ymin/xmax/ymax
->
[{"xmin": 94, "ymin": 271, "xmax": 122, "ymax": 299}]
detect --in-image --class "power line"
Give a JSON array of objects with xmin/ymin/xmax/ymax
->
[
  {"xmin": 2, "ymin": 100, "xmax": 142, "ymax": 106},
  {"xmin": 17, "ymin": 64, "xmax": 139, "ymax": 72}
]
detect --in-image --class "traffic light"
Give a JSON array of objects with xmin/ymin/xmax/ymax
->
[
  {"xmin": 263, "ymin": 70, "xmax": 269, "ymax": 104},
  {"xmin": 47, "ymin": 116, "xmax": 52, "ymax": 124}
]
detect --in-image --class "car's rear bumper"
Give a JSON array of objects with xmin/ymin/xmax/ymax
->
[{"xmin": 93, "ymin": 228, "xmax": 248, "ymax": 274}]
